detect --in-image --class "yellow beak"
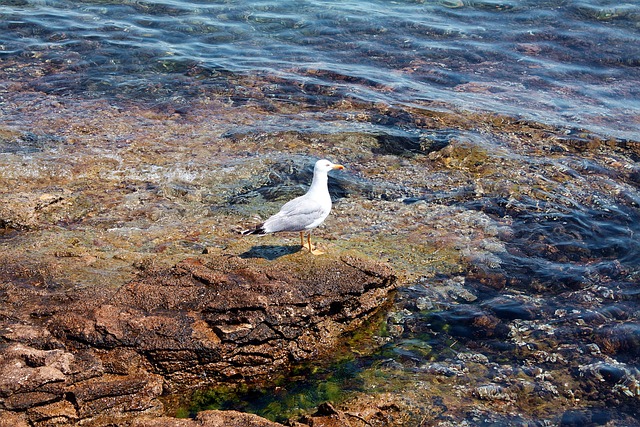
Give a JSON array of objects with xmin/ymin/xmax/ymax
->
[{"xmin": 332, "ymin": 164, "xmax": 345, "ymax": 170}]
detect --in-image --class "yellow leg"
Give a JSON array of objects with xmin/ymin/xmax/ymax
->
[
  {"xmin": 308, "ymin": 232, "xmax": 324, "ymax": 255},
  {"xmin": 298, "ymin": 231, "xmax": 324, "ymax": 255}
]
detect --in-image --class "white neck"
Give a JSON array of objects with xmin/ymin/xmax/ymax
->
[{"xmin": 308, "ymin": 170, "xmax": 330, "ymax": 197}]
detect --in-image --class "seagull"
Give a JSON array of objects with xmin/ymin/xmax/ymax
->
[{"xmin": 241, "ymin": 159, "xmax": 345, "ymax": 255}]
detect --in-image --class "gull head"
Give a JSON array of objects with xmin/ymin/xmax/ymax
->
[{"xmin": 314, "ymin": 159, "xmax": 345, "ymax": 174}]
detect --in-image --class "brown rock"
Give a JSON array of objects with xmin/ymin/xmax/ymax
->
[
  {"xmin": 0, "ymin": 344, "xmax": 68, "ymax": 397},
  {"xmin": 0, "ymin": 411, "xmax": 29, "ymax": 427},
  {"xmin": 48, "ymin": 254, "xmax": 396, "ymax": 390},
  {"xmin": 69, "ymin": 373, "xmax": 164, "ymax": 418},
  {"xmin": 5, "ymin": 391, "xmax": 59, "ymax": 411},
  {"xmin": 26, "ymin": 400, "xmax": 77, "ymax": 425},
  {"xmin": 131, "ymin": 410, "xmax": 285, "ymax": 427},
  {"xmin": 0, "ymin": 191, "xmax": 67, "ymax": 231},
  {"xmin": 0, "ymin": 253, "xmax": 396, "ymax": 426},
  {"xmin": 294, "ymin": 393, "xmax": 411, "ymax": 427},
  {"xmin": 300, "ymin": 403, "xmax": 354, "ymax": 427},
  {"xmin": 130, "ymin": 417, "xmax": 196, "ymax": 427},
  {"xmin": 195, "ymin": 410, "xmax": 285, "ymax": 427}
]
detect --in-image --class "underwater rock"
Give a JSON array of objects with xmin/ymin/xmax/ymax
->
[
  {"xmin": 0, "ymin": 253, "xmax": 396, "ymax": 426},
  {"xmin": 296, "ymin": 402, "xmax": 354, "ymax": 427},
  {"xmin": 373, "ymin": 130, "xmax": 452, "ymax": 156}
]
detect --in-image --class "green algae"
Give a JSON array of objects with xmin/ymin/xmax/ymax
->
[
  {"xmin": 186, "ymin": 377, "xmax": 348, "ymax": 422},
  {"xmin": 180, "ymin": 300, "xmax": 392, "ymax": 422}
]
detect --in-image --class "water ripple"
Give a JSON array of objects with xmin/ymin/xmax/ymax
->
[{"xmin": 1, "ymin": 0, "xmax": 638, "ymax": 138}]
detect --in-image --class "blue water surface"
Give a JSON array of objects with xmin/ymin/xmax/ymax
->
[{"xmin": 1, "ymin": 0, "xmax": 639, "ymax": 138}]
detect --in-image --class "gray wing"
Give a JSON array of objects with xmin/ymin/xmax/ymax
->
[{"xmin": 263, "ymin": 195, "xmax": 328, "ymax": 233}]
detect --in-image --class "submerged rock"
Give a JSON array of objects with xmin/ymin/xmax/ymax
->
[{"xmin": 0, "ymin": 253, "xmax": 396, "ymax": 426}]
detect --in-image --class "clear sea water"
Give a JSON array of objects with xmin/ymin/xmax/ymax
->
[{"xmin": 1, "ymin": 0, "xmax": 638, "ymax": 139}]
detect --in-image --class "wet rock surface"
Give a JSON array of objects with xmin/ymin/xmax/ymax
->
[
  {"xmin": 1, "ymin": 83, "xmax": 640, "ymax": 426},
  {"xmin": 0, "ymin": 253, "xmax": 396, "ymax": 426},
  {"xmin": 131, "ymin": 410, "xmax": 285, "ymax": 427}
]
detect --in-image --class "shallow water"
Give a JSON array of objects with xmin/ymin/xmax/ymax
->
[
  {"xmin": 1, "ymin": 0, "xmax": 640, "ymax": 426},
  {"xmin": 1, "ymin": 0, "xmax": 639, "ymax": 138}
]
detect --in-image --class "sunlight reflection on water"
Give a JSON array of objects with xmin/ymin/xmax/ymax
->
[{"xmin": 0, "ymin": 0, "xmax": 638, "ymax": 138}]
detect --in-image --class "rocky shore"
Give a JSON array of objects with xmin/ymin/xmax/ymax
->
[
  {"xmin": 1, "ymin": 83, "xmax": 640, "ymax": 426},
  {"xmin": 0, "ymin": 250, "xmax": 396, "ymax": 426}
]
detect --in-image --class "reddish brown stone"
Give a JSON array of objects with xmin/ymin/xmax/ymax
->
[{"xmin": 0, "ymin": 254, "xmax": 396, "ymax": 426}]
